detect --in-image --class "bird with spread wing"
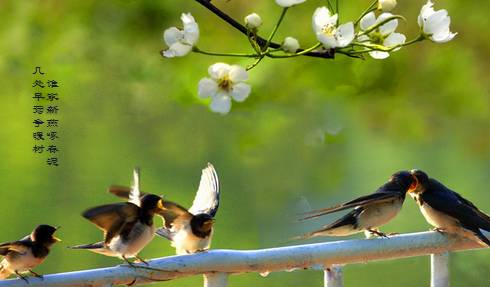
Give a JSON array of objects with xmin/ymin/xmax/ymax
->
[
  {"xmin": 70, "ymin": 168, "xmax": 165, "ymax": 265},
  {"xmin": 109, "ymin": 163, "xmax": 220, "ymax": 255}
]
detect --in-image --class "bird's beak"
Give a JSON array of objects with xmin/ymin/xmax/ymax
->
[
  {"xmin": 157, "ymin": 199, "xmax": 164, "ymax": 210},
  {"xmin": 54, "ymin": 226, "xmax": 62, "ymax": 241},
  {"xmin": 408, "ymin": 174, "xmax": 419, "ymax": 193}
]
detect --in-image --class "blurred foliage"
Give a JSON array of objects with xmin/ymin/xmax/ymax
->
[{"xmin": 0, "ymin": 0, "xmax": 489, "ymax": 286}]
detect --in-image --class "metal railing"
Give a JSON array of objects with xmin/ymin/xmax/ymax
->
[{"xmin": 0, "ymin": 231, "xmax": 483, "ymax": 287}]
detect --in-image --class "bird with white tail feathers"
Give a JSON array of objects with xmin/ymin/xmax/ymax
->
[{"xmin": 109, "ymin": 163, "xmax": 220, "ymax": 255}]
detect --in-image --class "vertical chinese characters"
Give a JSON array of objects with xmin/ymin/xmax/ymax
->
[{"xmin": 32, "ymin": 66, "xmax": 60, "ymax": 166}]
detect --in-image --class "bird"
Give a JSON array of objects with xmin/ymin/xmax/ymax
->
[
  {"xmin": 109, "ymin": 163, "xmax": 220, "ymax": 255},
  {"xmin": 409, "ymin": 169, "xmax": 490, "ymax": 246},
  {"xmin": 0, "ymin": 224, "xmax": 60, "ymax": 282},
  {"xmin": 297, "ymin": 170, "xmax": 416, "ymax": 239},
  {"xmin": 70, "ymin": 168, "xmax": 165, "ymax": 265}
]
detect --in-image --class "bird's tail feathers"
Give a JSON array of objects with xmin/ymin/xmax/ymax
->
[
  {"xmin": 155, "ymin": 228, "xmax": 173, "ymax": 240},
  {"xmin": 289, "ymin": 231, "xmax": 320, "ymax": 241},
  {"xmin": 69, "ymin": 242, "xmax": 105, "ymax": 250},
  {"xmin": 474, "ymin": 229, "xmax": 490, "ymax": 247}
]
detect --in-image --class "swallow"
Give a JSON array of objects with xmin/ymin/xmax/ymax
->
[
  {"xmin": 0, "ymin": 225, "xmax": 60, "ymax": 282},
  {"xmin": 70, "ymin": 168, "xmax": 165, "ymax": 265},
  {"xmin": 298, "ymin": 170, "xmax": 416, "ymax": 239},
  {"xmin": 409, "ymin": 169, "xmax": 490, "ymax": 246},
  {"xmin": 109, "ymin": 163, "xmax": 220, "ymax": 255}
]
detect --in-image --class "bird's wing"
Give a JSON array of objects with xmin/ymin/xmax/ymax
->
[
  {"xmin": 82, "ymin": 202, "xmax": 140, "ymax": 244},
  {"xmin": 0, "ymin": 241, "xmax": 29, "ymax": 255},
  {"xmin": 157, "ymin": 201, "xmax": 193, "ymax": 229},
  {"xmin": 299, "ymin": 191, "xmax": 398, "ymax": 221},
  {"xmin": 129, "ymin": 168, "xmax": 141, "ymax": 207},
  {"xmin": 295, "ymin": 208, "xmax": 363, "ymax": 240},
  {"xmin": 188, "ymin": 163, "xmax": 220, "ymax": 217},
  {"xmin": 107, "ymin": 168, "xmax": 145, "ymax": 206},
  {"xmin": 108, "ymin": 185, "xmax": 133, "ymax": 198},
  {"xmin": 424, "ymin": 179, "xmax": 490, "ymax": 231}
]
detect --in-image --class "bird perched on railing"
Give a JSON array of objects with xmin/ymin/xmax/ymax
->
[
  {"xmin": 0, "ymin": 224, "xmax": 61, "ymax": 282},
  {"xmin": 109, "ymin": 163, "xmax": 220, "ymax": 255},
  {"xmin": 70, "ymin": 168, "xmax": 165, "ymax": 266},
  {"xmin": 409, "ymin": 169, "xmax": 490, "ymax": 246},
  {"xmin": 297, "ymin": 170, "xmax": 416, "ymax": 239}
]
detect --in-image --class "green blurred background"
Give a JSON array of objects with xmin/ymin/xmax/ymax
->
[{"xmin": 1, "ymin": 0, "xmax": 489, "ymax": 285}]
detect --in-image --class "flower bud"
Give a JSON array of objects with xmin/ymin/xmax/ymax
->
[
  {"xmin": 378, "ymin": 0, "xmax": 397, "ymax": 11},
  {"xmin": 245, "ymin": 13, "xmax": 262, "ymax": 30},
  {"xmin": 282, "ymin": 37, "xmax": 300, "ymax": 53}
]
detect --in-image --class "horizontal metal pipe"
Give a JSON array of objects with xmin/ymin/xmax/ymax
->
[{"xmin": 0, "ymin": 231, "xmax": 483, "ymax": 287}]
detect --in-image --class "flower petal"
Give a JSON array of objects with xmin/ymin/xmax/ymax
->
[
  {"xmin": 360, "ymin": 12, "xmax": 376, "ymax": 31},
  {"xmin": 424, "ymin": 9, "xmax": 448, "ymax": 35},
  {"xmin": 317, "ymin": 33, "xmax": 337, "ymax": 48},
  {"xmin": 198, "ymin": 78, "xmax": 218, "ymax": 98},
  {"xmin": 369, "ymin": 50, "xmax": 390, "ymax": 59},
  {"xmin": 181, "ymin": 13, "xmax": 199, "ymax": 45},
  {"xmin": 163, "ymin": 27, "xmax": 184, "ymax": 46},
  {"xmin": 231, "ymin": 83, "xmax": 251, "ymax": 102},
  {"xmin": 377, "ymin": 13, "xmax": 398, "ymax": 35},
  {"xmin": 276, "ymin": 0, "xmax": 306, "ymax": 8},
  {"xmin": 419, "ymin": 0, "xmax": 435, "ymax": 26},
  {"xmin": 210, "ymin": 94, "xmax": 232, "ymax": 114},
  {"xmin": 208, "ymin": 63, "xmax": 231, "ymax": 80},
  {"xmin": 163, "ymin": 42, "xmax": 192, "ymax": 58},
  {"xmin": 384, "ymin": 32, "xmax": 406, "ymax": 49},
  {"xmin": 228, "ymin": 65, "xmax": 248, "ymax": 82},
  {"xmin": 312, "ymin": 7, "xmax": 336, "ymax": 32},
  {"xmin": 336, "ymin": 22, "xmax": 355, "ymax": 47}
]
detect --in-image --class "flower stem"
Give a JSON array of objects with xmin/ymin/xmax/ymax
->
[
  {"xmin": 402, "ymin": 34, "xmax": 426, "ymax": 46},
  {"xmin": 266, "ymin": 43, "xmax": 322, "ymax": 58},
  {"xmin": 354, "ymin": 0, "xmax": 378, "ymax": 25},
  {"xmin": 265, "ymin": 8, "xmax": 288, "ymax": 51},
  {"xmin": 358, "ymin": 15, "xmax": 406, "ymax": 36},
  {"xmin": 246, "ymin": 57, "xmax": 264, "ymax": 71},
  {"xmin": 193, "ymin": 0, "xmax": 334, "ymax": 59},
  {"xmin": 192, "ymin": 47, "xmax": 258, "ymax": 58}
]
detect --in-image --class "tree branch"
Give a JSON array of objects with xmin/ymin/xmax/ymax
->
[{"xmin": 194, "ymin": 0, "xmax": 335, "ymax": 59}]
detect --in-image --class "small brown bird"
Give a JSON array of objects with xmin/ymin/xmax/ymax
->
[
  {"xmin": 0, "ymin": 225, "xmax": 61, "ymax": 282},
  {"xmin": 298, "ymin": 171, "xmax": 416, "ymax": 239},
  {"xmin": 70, "ymin": 168, "xmax": 165, "ymax": 265},
  {"xmin": 109, "ymin": 163, "xmax": 220, "ymax": 255}
]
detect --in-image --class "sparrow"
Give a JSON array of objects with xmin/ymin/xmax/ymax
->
[
  {"xmin": 409, "ymin": 169, "xmax": 490, "ymax": 246},
  {"xmin": 109, "ymin": 163, "xmax": 220, "ymax": 255},
  {"xmin": 0, "ymin": 224, "xmax": 61, "ymax": 282},
  {"xmin": 70, "ymin": 168, "xmax": 165, "ymax": 265},
  {"xmin": 298, "ymin": 170, "xmax": 416, "ymax": 239}
]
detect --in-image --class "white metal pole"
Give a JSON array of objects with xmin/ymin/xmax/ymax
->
[
  {"xmin": 204, "ymin": 272, "xmax": 228, "ymax": 287},
  {"xmin": 431, "ymin": 252, "xmax": 449, "ymax": 287},
  {"xmin": 324, "ymin": 265, "xmax": 343, "ymax": 287}
]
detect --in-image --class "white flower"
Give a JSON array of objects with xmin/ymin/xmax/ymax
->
[
  {"xmin": 276, "ymin": 0, "xmax": 306, "ymax": 7},
  {"xmin": 418, "ymin": 0, "xmax": 457, "ymax": 43},
  {"xmin": 162, "ymin": 13, "xmax": 199, "ymax": 58},
  {"xmin": 198, "ymin": 63, "xmax": 251, "ymax": 115},
  {"xmin": 378, "ymin": 0, "xmax": 397, "ymax": 12},
  {"xmin": 359, "ymin": 12, "xmax": 406, "ymax": 59},
  {"xmin": 245, "ymin": 13, "xmax": 262, "ymax": 29},
  {"xmin": 312, "ymin": 7, "xmax": 354, "ymax": 49},
  {"xmin": 282, "ymin": 37, "xmax": 300, "ymax": 53}
]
